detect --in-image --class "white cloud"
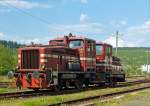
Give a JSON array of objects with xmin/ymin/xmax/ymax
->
[
  {"xmin": 120, "ymin": 20, "xmax": 127, "ymax": 26},
  {"xmin": 0, "ymin": 32, "xmax": 5, "ymax": 37},
  {"xmin": 25, "ymin": 38, "xmax": 40, "ymax": 44},
  {"xmin": 80, "ymin": 0, "xmax": 88, "ymax": 4},
  {"xmin": 106, "ymin": 20, "xmax": 150, "ymax": 47},
  {"xmin": 49, "ymin": 23, "xmax": 103, "ymax": 35},
  {"xmin": 124, "ymin": 20, "xmax": 150, "ymax": 46},
  {"xmin": 111, "ymin": 20, "xmax": 127, "ymax": 28},
  {"xmin": 104, "ymin": 36, "xmax": 136, "ymax": 47},
  {"xmin": 17, "ymin": 35, "xmax": 53, "ymax": 44},
  {"xmin": 80, "ymin": 13, "xmax": 89, "ymax": 23},
  {"xmin": 0, "ymin": 0, "xmax": 50, "ymax": 9},
  {"xmin": 104, "ymin": 36, "xmax": 124, "ymax": 47}
]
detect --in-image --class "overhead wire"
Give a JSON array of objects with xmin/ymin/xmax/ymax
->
[{"xmin": 4, "ymin": 1, "xmax": 51, "ymax": 25}]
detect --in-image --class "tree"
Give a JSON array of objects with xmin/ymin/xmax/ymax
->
[{"xmin": 0, "ymin": 45, "xmax": 17, "ymax": 74}]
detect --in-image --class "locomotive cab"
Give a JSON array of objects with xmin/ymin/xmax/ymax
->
[
  {"xmin": 68, "ymin": 36, "xmax": 96, "ymax": 72},
  {"xmin": 96, "ymin": 43, "xmax": 112, "ymax": 63},
  {"xmin": 49, "ymin": 34, "xmax": 96, "ymax": 72},
  {"xmin": 96, "ymin": 43, "xmax": 112, "ymax": 72}
]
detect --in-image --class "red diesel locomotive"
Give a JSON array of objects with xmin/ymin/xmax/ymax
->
[{"xmin": 13, "ymin": 34, "xmax": 125, "ymax": 90}]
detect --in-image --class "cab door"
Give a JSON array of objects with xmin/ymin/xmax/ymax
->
[
  {"xmin": 105, "ymin": 45, "xmax": 112, "ymax": 71},
  {"xmin": 85, "ymin": 40, "xmax": 96, "ymax": 71}
]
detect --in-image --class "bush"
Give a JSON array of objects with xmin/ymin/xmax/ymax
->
[{"xmin": 124, "ymin": 65, "xmax": 142, "ymax": 76}]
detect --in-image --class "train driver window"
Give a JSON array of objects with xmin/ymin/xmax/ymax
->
[
  {"xmin": 106, "ymin": 47, "xmax": 111, "ymax": 56},
  {"xmin": 96, "ymin": 45, "xmax": 102, "ymax": 55},
  {"xmin": 69, "ymin": 40, "xmax": 83, "ymax": 48},
  {"xmin": 87, "ymin": 41, "xmax": 94, "ymax": 52}
]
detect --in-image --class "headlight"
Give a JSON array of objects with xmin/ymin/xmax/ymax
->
[{"xmin": 16, "ymin": 65, "xmax": 20, "ymax": 70}]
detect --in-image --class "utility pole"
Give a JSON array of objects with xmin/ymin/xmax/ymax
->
[
  {"xmin": 146, "ymin": 48, "xmax": 149, "ymax": 71},
  {"xmin": 115, "ymin": 30, "xmax": 119, "ymax": 56}
]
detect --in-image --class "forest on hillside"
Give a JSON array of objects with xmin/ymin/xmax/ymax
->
[{"xmin": 0, "ymin": 40, "xmax": 23, "ymax": 49}]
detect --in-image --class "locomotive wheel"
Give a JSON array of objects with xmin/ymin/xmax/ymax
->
[
  {"xmin": 110, "ymin": 82, "xmax": 117, "ymax": 87},
  {"xmin": 98, "ymin": 82, "xmax": 106, "ymax": 87},
  {"xmin": 16, "ymin": 78, "xmax": 22, "ymax": 90},
  {"xmin": 84, "ymin": 79, "xmax": 89, "ymax": 88},
  {"xmin": 84, "ymin": 83, "xmax": 89, "ymax": 88},
  {"xmin": 65, "ymin": 81, "xmax": 70, "ymax": 89},
  {"xmin": 33, "ymin": 88, "xmax": 39, "ymax": 92},
  {"xmin": 54, "ymin": 85, "xmax": 62, "ymax": 92},
  {"xmin": 75, "ymin": 80, "xmax": 82, "ymax": 90},
  {"xmin": 109, "ymin": 78, "xmax": 117, "ymax": 87}
]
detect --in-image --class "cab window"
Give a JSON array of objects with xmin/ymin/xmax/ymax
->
[
  {"xmin": 96, "ymin": 45, "xmax": 103, "ymax": 55},
  {"xmin": 87, "ymin": 41, "xmax": 94, "ymax": 52},
  {"xmin": 69, "ymin": 40, "xmax": 83, "ymax": 48},
  {"xmin": 106, "ymin": 46, "xmax": 111, "ymax": 55}
]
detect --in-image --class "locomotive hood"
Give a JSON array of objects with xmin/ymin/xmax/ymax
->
[{"xmin": 18, "ymin": 45, "xmax": 79, "ymax": 71}]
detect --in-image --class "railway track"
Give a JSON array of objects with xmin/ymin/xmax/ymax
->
[
  {"xmin": 0, "ymin": 82, "xmax": 10, "ymax": 88},
  {"xmin": 0, "ymin": 78, "xmax": 150, "ymax": 99},
  {"xmin": 0, "ymin": 76, "xmax": 146, "ymax": 88},
  {"xmin": 126, "ymin": 75, "xmax": 146, "ymax": 78},
  {"xmin": 118, "ymin": 77, "xmax": 150, "ymax": 87},
  {"xmin": 48, "ymin": 84, "xmax": 150, "ymax": 106}
]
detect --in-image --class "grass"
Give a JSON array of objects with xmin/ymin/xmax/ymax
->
[
  {"xmin": 0, "ymin": 76, "xmax": 12, "ymax": 82},
  {"xmin": 0, "ymin": 88, "xmax": 10, "ymax": 93},
  {"xmin": 96, "ymin": 89, "xmax": 150, "ymax": 106},
  {"xmin": 0, "ymin": 83, "xmax": 149, "ymax": 106}
]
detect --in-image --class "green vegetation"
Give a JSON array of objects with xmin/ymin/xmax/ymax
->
[
  {"xmin": 0, "ymin": 40, "xmax": 22, "ymax": 75},
  {"xmin": 0, "ymin": 45, "xmax": 17, "ymax": 75},
  {"xmin": 116, "ymin": 47, "xmax": 150, "ymax": 66},
  {"xmin": 96, "ymin": 89, "xmax": 150, "ymax": 106},
  {"xmin": 114, "ymin": 47, "xmax": 150, "ymax": 76}
]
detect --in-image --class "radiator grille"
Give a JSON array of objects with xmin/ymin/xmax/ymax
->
[{"xmin": 22, "ymin": 50, "xmax": 39, "ymax": 69}]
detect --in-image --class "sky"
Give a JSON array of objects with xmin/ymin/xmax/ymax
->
[{"xmin": 0, "ymin": 0, "xmax": 150, "ymax": 47}]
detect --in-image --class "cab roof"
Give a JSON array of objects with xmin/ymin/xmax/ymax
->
[{"xmin": 96, "ymin": 42, "xmax": 112, "ymax": 47}]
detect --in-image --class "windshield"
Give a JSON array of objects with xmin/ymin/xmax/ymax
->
[
  {"xmin": 69, "ymin": 40, "xmax": 83, "ymax": 48},
  {"xmin": 96, "ymin": 45, "xmax": 103, "ymax": 55}
]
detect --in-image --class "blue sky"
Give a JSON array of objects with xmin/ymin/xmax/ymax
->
[{"xmin": 0, "ymin": 0, "xmax": 150, "ymax": 47}]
